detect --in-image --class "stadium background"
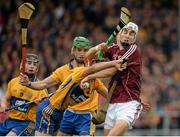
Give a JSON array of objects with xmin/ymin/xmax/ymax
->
[{"xmin": 0, "ymin": 0, "xmax": 179, "ymax": 135}]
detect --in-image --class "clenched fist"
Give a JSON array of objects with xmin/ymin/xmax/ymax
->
[{"xmin": 19, "ymin": 73, "xmax": 31, "ymax": 87}]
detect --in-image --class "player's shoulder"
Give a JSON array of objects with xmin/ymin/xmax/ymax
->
[
  {"xmin": 108, "ymin": 43, "xmax": 119, "ymax": 50},
  {"xmin": 124, "ymin": 44, "xmax": 141, "ymax": 61},
  {"xmin": 54, "ymin": 64, "xmax": 69, "ymax": 72},
  {"xmin": 73, "ymin": 66, "xmax": 84, "ymax": 72},
  {"xmin": 7, "ymin": 77, "xmax": 19, "ymax": 88},
  {"xmin": 8, "ymin": 77, "xmax": 19, "ymax": 84},
  {"xmin": 133, "ymin": 44, "xmax": 141, "ymax": 56},
  {"xmin": 105, "ymin": 43, "xmax": 119, "ymax": 56},
  {"xmin": 71, "ymin": 67, "xmax": 85, "ymax": 77},
  {"xmin": 58, "ymin": 64, "xmax": 69, "ymax": 70},
  {"xmin": 127, "ymin": 44, "xmax": 141, "ymax": 55}
]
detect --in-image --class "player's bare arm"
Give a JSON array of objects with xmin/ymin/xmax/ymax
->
[
  {"xmin": 82, "ymin": 67, "xmax": 117, "ymax": 85},
  {"xmin": 19, "ymin": 74, "xmax": 58, "ymax": 90},
  {"xmin": 83, "ymin": 59, "xmax": 124, "ymax": 77},
  {"xmin": 0, "ymin": 96, "xmax": 10, "ymax": 113},
  {"xmin": 42, "ymin": 103, "xmax": 55, "ymax": 119},
  {"xmin": 85, "ymin": 42, "xmax": 107, "ymax": 59},
  {"xmin": 81, "ymin": 61, "xmax": 127, "ymax": 86}
]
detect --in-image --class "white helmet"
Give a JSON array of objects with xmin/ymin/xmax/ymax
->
[{"xmin": 123, "ymin": 22, "xmax": 138, "ymax": 35}]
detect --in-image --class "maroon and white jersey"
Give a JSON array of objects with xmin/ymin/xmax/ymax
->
[{"xmin": 104, "ymin": 43, "xmax": 142, "ymax": 103}]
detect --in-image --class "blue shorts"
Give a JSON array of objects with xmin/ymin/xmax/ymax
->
[
  {"xmin": 60, "ymin": 108, "xmax": 95, "ymax": 135},
  {"xmin": 0, "ymin": 118, "xmax": 34, "ymax": 136},
  {"xmin": 35, "ymin": 99, "xmax": 64, "ymax": 135}
]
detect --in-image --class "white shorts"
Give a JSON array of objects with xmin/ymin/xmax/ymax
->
[{"xmin": 104, "ymin": 100, "xmax": 142, "ymax": 129}]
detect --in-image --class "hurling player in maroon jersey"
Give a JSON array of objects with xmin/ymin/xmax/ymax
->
[{"xmin": 83, "ymin": 22, "xmax": 150, "ymax": 136}]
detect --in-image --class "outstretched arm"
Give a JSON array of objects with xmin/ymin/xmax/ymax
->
[
  {"xmin": 81, "ymin": 63, "xmax": 127, "ymax": 86},
  {"xmin": 82, "ymin": 67, "xmax": 117, "ymax": 85},
  {"xmin": 0, "ymin": 96, "xmax": 10, "ymax": 113},
  {"xmin": 85, "ymin": 42, "xmax": 107, "ymax": 60},
  {"xmin": 19, "ymin": 74, "xmax": 58, "ymax": 90},
  {"xmin": 90, "ymin": 67, "xmax": 117, "ymax": 79},
  {"xmin": 83, "ymin": 59, "xmax": 124, "ymax": 77}
]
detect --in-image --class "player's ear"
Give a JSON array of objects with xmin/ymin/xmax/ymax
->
[
  {"xmin": 35, "ymin": 62, "xmax": 40, "ymax": 73},
  {"xmin": 132, "ymin": 35, "xmax": 137, "ymax": 43},
  {"xmin": 71, "ymin": 47, "xmax": 74, "ymax": 55}
]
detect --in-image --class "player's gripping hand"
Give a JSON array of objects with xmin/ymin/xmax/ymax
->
[
  {"xmin": 80, "ymin": 76, "xmax": 90, "ymax": 89},
  {"xmin": 42, "ymin": 103, "xmax": 55, "ymax": 119},
  {"xmin": 92, "ymin": 102, "xmax": 108, "ymax": 125},
  {"xmin": 113, "ymin": 59, "xmax": 127, "ymax": 71},
  {"xmin": 141, "ymin": 102, "xmax": 151, "ymax": 112},
  {"xmin": 34, "ymin": 98, "xmax": 42, "ymax": 105},
  {"xmin": 95, "ymin": 42, "xmax": 107, "ymax": 52},
  {"xmin": 19, "ymin": 73, "xmax": 31, "ymax": 87}
]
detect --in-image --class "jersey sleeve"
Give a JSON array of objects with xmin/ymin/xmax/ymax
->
[
  {"xmin": 103, "ymin": 44, "xmax": 115, "ymax": 60},
  {"xmin": 51, "ymin": 67, "xmax": 64, "ymax": 83}
]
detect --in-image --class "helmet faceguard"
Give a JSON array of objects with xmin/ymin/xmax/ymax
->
[{"xmin": 26, "ymin": 53, "xmax": 40, "ymax": 64}]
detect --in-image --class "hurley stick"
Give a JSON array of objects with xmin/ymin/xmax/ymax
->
[
  {"xmin": 18, "ymin": 3, "xmax": 35, "ymax": 74},
  {"xmin": 98, "ymin": 7, "xmax": 131, "ymax": 60}
]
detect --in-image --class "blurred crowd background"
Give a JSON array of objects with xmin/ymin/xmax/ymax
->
[{"xmin": 0, "ymin": 0, "xmax": 179, "ymax": 135}]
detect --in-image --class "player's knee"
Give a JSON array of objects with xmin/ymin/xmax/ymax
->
[
  {"xmin": 108, "ymin": 120, "xmax": 129, "ymax": 136},
  {"xmin": 104, "ymin": 129, "xmax": 111, "ymax": 136}
]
